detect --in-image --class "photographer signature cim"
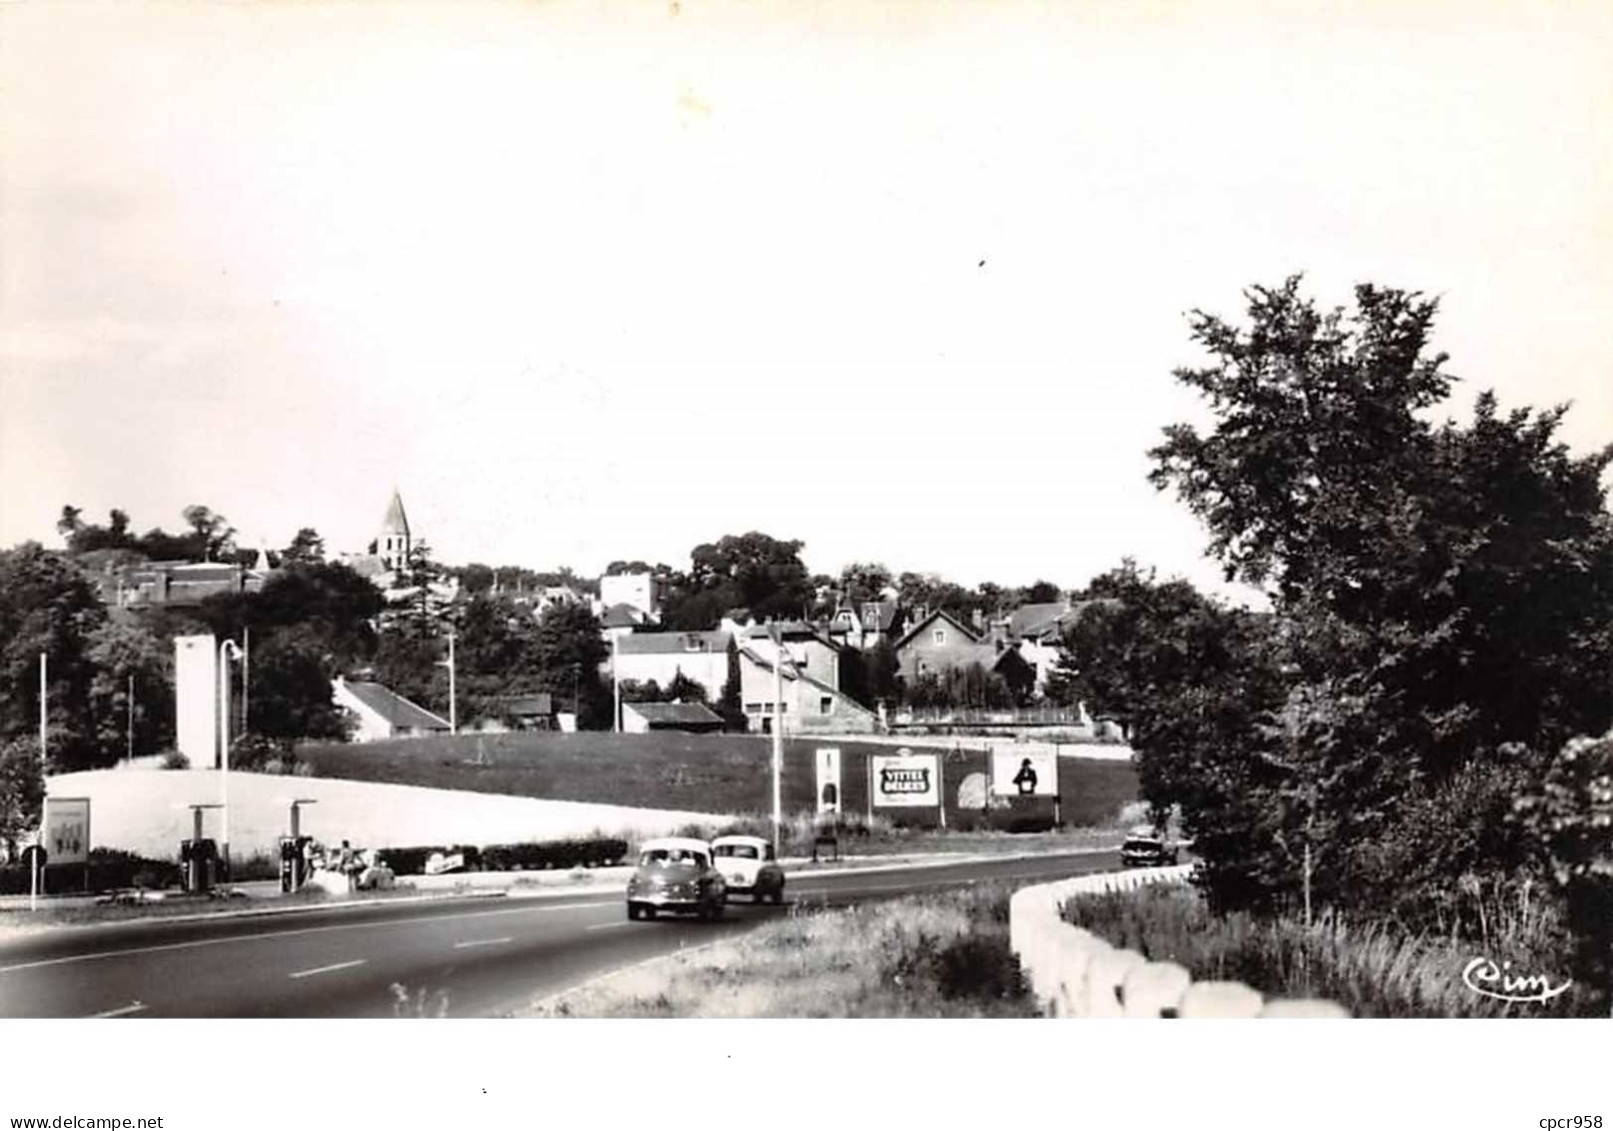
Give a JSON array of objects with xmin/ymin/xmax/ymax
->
[{"xmin": 1462, "ymin": 957, "xmax": 1572, "ymax": 1004}]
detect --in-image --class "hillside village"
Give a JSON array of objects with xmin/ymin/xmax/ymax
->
[{"xmin": 28, "ymin": 489, "xmax": 1113, "ymax": 763}]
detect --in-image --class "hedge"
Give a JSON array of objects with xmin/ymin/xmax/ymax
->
[
  {"xmin": 375, "ymin": 845, "xmax": 484, "ymax": 876},
  {"xmin": 479, "ymin": 838, "xmax": 629, "ymax": 871},
  {"xmin": 0, "ymin": 848, "xmax": 182, "ymax": 896}
]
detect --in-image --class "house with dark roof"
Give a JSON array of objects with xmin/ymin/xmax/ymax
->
[
  {"xmin": 612, "ymin": 630, "xmax": 733, "ymax": 700},
  {"xmin": 892, "ymin": 608, "xmax": 1037, "ymax": 698},
  {"xmin": 331, "ymin": 676, "xmax": 452, "ymax": 742},
  {"xmin": 827, "ymin": 599, "xmax": 907, "ymax": 650},
  {"xmin": 621, "ymin": 701, "xmax": 725, "ymax": 734}
]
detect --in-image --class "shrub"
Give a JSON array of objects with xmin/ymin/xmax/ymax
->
[
  {"xmin": 480, "ymin": 838, "xmax": 628, "ymax": 871},
  {"xmin": 0, "ymin": 847, "xmax": 182, "ymax": 895},
  {"xmin": 160, "ymin": 750, "xmax": 189, "ymax": 770}
]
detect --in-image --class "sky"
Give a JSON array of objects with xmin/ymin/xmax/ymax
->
[{"xmin": 3, "ymin": 0, "xmax": 1610, "ymax": 607}]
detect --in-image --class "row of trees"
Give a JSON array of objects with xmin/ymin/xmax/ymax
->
[{"xmin": 1050, "ymin": 277, "xmax": 1613, "ymax": 1006}]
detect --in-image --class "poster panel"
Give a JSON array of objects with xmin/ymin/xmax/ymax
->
[
  {"xmin": 816, "ymin": 747, "xmax": 842, "ymax": 814},
  {"xmin": 45, "ymin": 797, "xmax": 90, "ymax": 865},
  {"xmin": 872, "ymin": 751, "xmax": 940, "ymax": 808},
  {"xmin": 992, "ymin": 748, "xmax": 1059, "ymax": 797}
]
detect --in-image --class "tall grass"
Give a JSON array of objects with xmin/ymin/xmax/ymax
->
[
  {"xmin": 530, "ymin": 881, "xmax": 1035, "ymax": 1018},
  {"xmin": 1064, "ymin": 884, "xmax": 1594, "ymax": 1017}
]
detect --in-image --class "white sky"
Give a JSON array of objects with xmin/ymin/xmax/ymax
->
[{"xmin": 3, "ymin": 0, "xmax": 1610, "ymax": 604}]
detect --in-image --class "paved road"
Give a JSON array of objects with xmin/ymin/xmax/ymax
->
[{"xmin": 0, "ymin": 851, "xmax": 1117, "ymax": 1018}]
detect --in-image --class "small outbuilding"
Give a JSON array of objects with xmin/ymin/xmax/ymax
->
[{"xmin": 621, "ymin": 701, "xmax": 725, "ymax": 735}]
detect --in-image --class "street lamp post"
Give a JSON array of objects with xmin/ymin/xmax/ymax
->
[{"xmin": 218, "ymin": 639, "xmax": 243, "ymax": 878}]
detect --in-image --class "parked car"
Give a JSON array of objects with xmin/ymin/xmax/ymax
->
[
  {"xmin": 1119, "ymin": 827, "xmax": 1180, "ymax": 868},
  {"xmin": 625, "ymin": 837, "xmax": 727, "ymax": 921},
  {"xmin": 711, "ymin": 834, "xmax": 786, "ymax": 904}
]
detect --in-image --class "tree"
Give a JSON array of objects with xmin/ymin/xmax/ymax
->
[
  {"xmin": 181, "ymin": 505, "xmax": 237, "ymax": 563},
  {"xmin": 1138, "ymin": 276, "xmax": 1613, "ymax": 925},
  {"xmin": 530, "ymin": 603, "xmax": 612, "ymax": 728},
  {"xmin": 717, "ymin": 638, "xmax": 744, "ymax": 731},
  {"xmin": 246, "ymin": 627, "xmax": 355, "ymax": 746},
  {"xmin": 1023, "ymin": 580, "xmax": 1063, "ymax": 604},
  {"xmin": 86, "ymin": 619, "xmax": 173, "ymax": 762},
  {"xmin": 0, "ymin": 736, "xmax": 45, "ymax": 862},
  {"xmin": 838, "ymin": 562, "xmax": 893, "ymax": 606},
  {"xmin": 281, "ymin": 527, "xmax": 326, "ymax": 566},
  {"xmin": 684, "ymin": 533, "xmax": 814, "ymax": 623},
  {"xmin": 0, "ymin": 544, "xmax": 109, "ymax": 772}
]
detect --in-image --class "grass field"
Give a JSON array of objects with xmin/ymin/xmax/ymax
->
[
  {"xmin": 525, "ymin": 880, "xmax": 1035, "ymax": 1018},
  {"xmin": 297, "ymin": 732, "xmax": 1139, "ymax": 829}
]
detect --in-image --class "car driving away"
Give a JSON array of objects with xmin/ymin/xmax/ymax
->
[
  {"xmin": 711, "ymin": 834, "xmax": 786, "ymax": 905},
  {"xmin": 626, "ymin": 837, "xmax": 728, "ymax": 922},
  {"xmin": 1119, "ymin": 826, "xmax": 1180, "ymax": 868}
]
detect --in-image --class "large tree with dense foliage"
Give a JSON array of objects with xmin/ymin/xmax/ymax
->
[
  {"xmin": 0, "ymin": 544, "xmax": 109, "ymax": 772},
  {"xmin": 1102, "ymin": 276, "xmax": 1613, "ymax": 931}
]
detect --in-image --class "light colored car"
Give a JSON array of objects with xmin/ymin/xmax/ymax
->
[
  {"xmin": 626, "ymin": 837, "xmax": 727, "ymax": 921},
  {"xmin": 1119, "ymin": 826, "xmax": 1180, "ymax": 868},
  {"xmin": 711, "ymin": 834, "xmax": 786, "ymax": 904}
]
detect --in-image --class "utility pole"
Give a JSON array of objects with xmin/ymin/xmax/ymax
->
[
  {"xmin": 612, "ymin": 632, "xmax": 621, "ymax": 733},
  {"xmin": 32, "ymin": 652, "xmax": 46, "ymax": 912},
  {"xmin": 126, "ymin": 674, "xmax": 135, "ymax": 762},
  {"xmin": 443, "ymin": 631, "xmax": 458, "ymax": 735},
  {"xmin": 770, "ymin": 622, "xmax": 784, "ymax": 861},
  {"xmin": 242, "ymin": 626, "xmax": 250, "ymax": 736}
]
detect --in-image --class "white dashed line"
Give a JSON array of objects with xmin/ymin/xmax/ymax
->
[
  {"xmin": 453, "ymin": 937, "xmax": 513, "ymax": 949},
  {"xmin": 89, "ymin": 1001, "xmax": 146, "ymax": 1018},
  {"xmin": 585, "ymin": 922, "xmax": 634, "ymax": 932},
  {"xmin": 288, "ymin": 959, "xmax": 366, "ymax": 979},
  {"xmin": 0, "ymin": 900, "xmax": 609, "ymax": 976}
]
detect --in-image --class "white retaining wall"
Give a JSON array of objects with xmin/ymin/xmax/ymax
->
[{"xmin": 1008, "ymin": 865, "xmax": 1349, "ymax": 1018}]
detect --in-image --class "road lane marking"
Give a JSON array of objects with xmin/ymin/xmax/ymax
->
[
  {"xmin": 289, "ymin": 959, "xmax": 366, "ymax": 979},
  {"xmin": 0, "ymin": 901, "xmax": 614, "ymax": 976},
  {"xmin": 453, "ymin": 937, "xmax": 513, "ymax": 949},
  {"xmin": 585, "ymin": 922, "xmax": 633, "ymax": 932},
  {"xmin": 88, "ymin": 1001, "xmax": 146, "ymax": 1018}
]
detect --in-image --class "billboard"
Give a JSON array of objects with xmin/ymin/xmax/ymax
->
[
  {"xmin": 992, "ymin": 749, "xmax": 1059, "ymax": 798},
  {"xmin": 871, "ymin": 751, "xmax": 940, "ymax": 808},
  {"xmin": 45, "ymin": 797, "xmax": 90, "ymax": 865},
  {"xmin": 174, "ymin": 634, "xmax": 218, "ymax": 768},
  {"xmin": 816, "ymin": 747, "xmax": 842, "ymax": 814}
]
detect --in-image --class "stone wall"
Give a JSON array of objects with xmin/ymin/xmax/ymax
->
[{"xmin": 1008, "ymin": 864, "xmax": 1349, "ymax": 1018}]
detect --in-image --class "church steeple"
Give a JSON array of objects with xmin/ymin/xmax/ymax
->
[{"xmin": 378, "ymin": 488, "xmax": 411, "ymax": 571}]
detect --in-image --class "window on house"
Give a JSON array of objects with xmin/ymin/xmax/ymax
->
[
  {"xmin": 933, "ymin": 628, "xmax": 946, "ymax": 645},
  {"xmin": 820, "ymin": 696, "xmax": 833, "ymax": 715},
  {"xmin": 745, "ymin": 702, "xmax": 762, "ymax": 714}
]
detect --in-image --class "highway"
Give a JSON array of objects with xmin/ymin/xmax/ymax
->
[{"xmin": 0, "ymin": 850, "xmax": 1116, "ymax": 1018}]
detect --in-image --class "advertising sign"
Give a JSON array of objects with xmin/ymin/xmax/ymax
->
[
  {"xmin": 871, "ymin": 751, "xmax": 940, "ymax": 808},
  {"xmin": 992, "ymin": 749, "xmax": 1059, "ymax": 798},
  {"xmin": 45, "ymin": 797, "xmax": 91, "ymax": 865},
  {"xmin": 816, "ymin": 747, "xmax": 842, "ymax": 814}
]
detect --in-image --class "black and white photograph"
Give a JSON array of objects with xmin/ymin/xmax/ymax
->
[{"xmin": 1, "ymin": 0, "xmax": 1609, "ymax": 1125}]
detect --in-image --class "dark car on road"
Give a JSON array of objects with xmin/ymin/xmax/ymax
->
[
  {"xmin": 1119, "ymin": 827, "xmax": 1180, "ymax": 868},
  {"xmin": 626, "ymin": 837, "xmax": 727, "ymax": 921}
]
